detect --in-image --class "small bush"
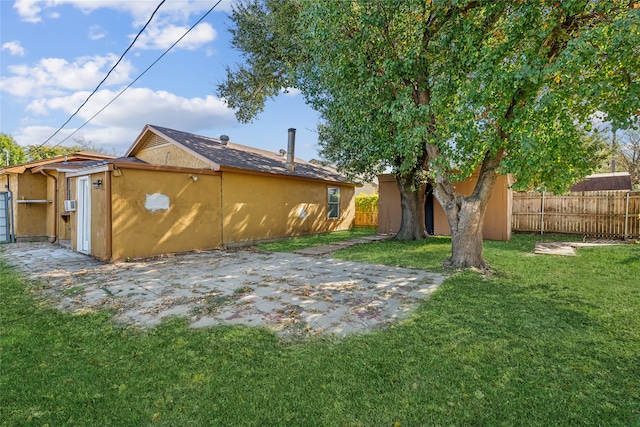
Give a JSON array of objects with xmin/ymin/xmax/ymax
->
[{"xmin": 355, "ymin": 193, "xmax": 378, "ymax": 212}]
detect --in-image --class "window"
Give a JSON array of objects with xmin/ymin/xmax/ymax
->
[{"xmin": 327, "ymin": 187, "xmax": 340, "ymax": 219}]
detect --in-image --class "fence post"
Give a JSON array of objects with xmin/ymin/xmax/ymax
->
[
  {"xmin": 624, "ymin": 192, "xmax": 630, "ymax": 240},
  {"xmin": 540, "ymin": 191, "xmax": 545, "ymax": 235}
]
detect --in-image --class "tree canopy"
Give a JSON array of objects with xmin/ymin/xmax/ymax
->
[
  {"xmin": 0, "ymin": 133, "xmax": 27, "ymax": 166},
  {"xmin": 617, "ymin": 129, "xmax": 640, "ymax": 188},
  {"xmin": 0, "ymin": 133, "xmax": 108, "ymax": 165},
  {"xmin": 25, "ymin": 145, "xmax": 84, "ymax": 162},
  {"xmin": 298, "ymin": 0, "xmax": 638, "ymax": 190},
  {"xmin": 219, "ymin": 0, "xmax": 640, "ymax": 268}
]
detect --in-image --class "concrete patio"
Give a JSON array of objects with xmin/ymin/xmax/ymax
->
[{"xmin": 2, "ymin": 242, "xmax": 445, "ymax": 338}]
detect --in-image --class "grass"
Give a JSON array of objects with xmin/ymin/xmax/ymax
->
[
  {"xmin": 335, "ymin": 232, "xmax": 587, "ymax": 271},
  {"xmin": 256, "ymin": 226, "xmax": 377, "ymax": 252},
  {"xmin": 1, "ymin": 234, "xmax": 639, "ymax": 426}
]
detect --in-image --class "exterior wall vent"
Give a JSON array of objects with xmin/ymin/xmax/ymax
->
[{"xmin": 142, "ymin": 134, "xmax": 169, "ymax": 150}]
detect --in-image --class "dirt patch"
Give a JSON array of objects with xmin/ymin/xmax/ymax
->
[{"xmin": 534, "ymin": 240, "xmax": 623, "ymax": 256}]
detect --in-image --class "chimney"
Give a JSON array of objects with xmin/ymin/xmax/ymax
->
[
  {"xmin": 286, "ymin": 128, "xmax": 296, "ymax": 171},
  {"xmin": 220, "ymin": 135, "xmax": 229, "ymax": 145}
]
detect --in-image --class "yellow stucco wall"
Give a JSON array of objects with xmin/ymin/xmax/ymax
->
[
  {"xmin": 90, "ymin": 172, "xmax": 108, "ymax": 259},
  {"xmin": 13, "ymin": 172, "xmax": 48, "ymax": 240},
  {"xmin": 58, "ymin": 173, "xmax": 73, "ymax": 240},
  {"xmin": 136, "ymin": 143, "xmax": 211, "ymax": 169},
  {"xmin": 110, "ymin": 168, "xmax": 222, "ymax": 260},
  {"xmin": 65, "ymin": 162, "xmax": 355, "ymax": 259},
  {"xmin": 40, "ymin": 170, "xmax": 71, "ymax": 242},
  {"xmin": 44, "ymin": 172, "xmax": 55, "ymax": 240},
  {"xmin": 69, "ymin": 177, "xmax": 77, "ymax": 251},
  {"xmin": 221, "ymin": 172, "xmax": 355, "ymax": 246}
]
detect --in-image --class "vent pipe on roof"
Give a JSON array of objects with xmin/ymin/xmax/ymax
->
[
  {"xmin": 286, "ymin": 128, "xmax": 296, "ymax": 172},
  {"xmin": 220, "ymin": 135, "xmax": 229, "ymax": 145}
]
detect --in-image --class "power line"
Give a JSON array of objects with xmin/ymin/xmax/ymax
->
[
  {"xmin": 50, "ymin": 0, "xmax": 222, "ymax": 149},
  {"xmin": 39, "ymin": 0, "xmax": 166, "ymax": 148}
]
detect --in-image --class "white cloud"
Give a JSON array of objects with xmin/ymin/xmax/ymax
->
[
  {"xmin": 14, "ymin": 0, "xmax": 232, "ymax": 24},
  {"xmin": 13, "ymin": 0, "xmax": 42, "ymax": 23},
  {"xmin": 89, "ymin": 25, "xmax": 106, "ymax": 41},
  {"xmin": 44, "ymin": 87, "xmax": 234, "ymax": 127},
  {"xmin": 281, "ymin": 87, "xmax": 302, "ymax": 97},
  {"xmin": 18, "ymin": 88, "xmax": 236, "ymax": 153},
  {"xmin": 14, "ymin": 125, "xmax": 128, "ymax": 154},
  {"xmin": 13, "ymin": 1, "xmax": 221, "ymax": 55},
  {"xmin": 1, "ymin": 40, "xmax": 26, "ymax": 56},
  {"xmin": 0, "ymin": 54, "xmax": 135, "ymax": 97},
  {"xmin": 132, "ymin": 22, "xmax": 217, "ymax": 51}
]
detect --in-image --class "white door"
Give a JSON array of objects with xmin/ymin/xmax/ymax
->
[{"xmin": 76, "ymin": 177, "xmax": 91, "ymax": 254}]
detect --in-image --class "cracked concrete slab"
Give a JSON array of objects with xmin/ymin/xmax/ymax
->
[{"xmin": 2, "ymin": 242, "xmax": 446, "ymax": 338}]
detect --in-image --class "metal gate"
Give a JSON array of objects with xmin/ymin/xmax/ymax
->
[{"xmin": 0, "ymin": 192, "xmax": 10, "ymax": 243}]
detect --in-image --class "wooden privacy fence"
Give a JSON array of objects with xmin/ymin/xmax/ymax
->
[
  {"xmin": 512, "ymin": 190, "xmax": 640, "ymax": 239},
  {"xmin": 355, "ymin": 193, "xmax": 379, "ymax": 227},
  {"xmin": 355, "ymin": 210, "xmax": 379, "ymax": 227}
]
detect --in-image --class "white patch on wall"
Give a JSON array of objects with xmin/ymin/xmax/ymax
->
[
  {"xmin": 145, "ymin": 193, "xmax": 170, "ymax": 213},
  {"xmin": 298, "ymin": 207, "xmax": 307, "ymax": 219}
]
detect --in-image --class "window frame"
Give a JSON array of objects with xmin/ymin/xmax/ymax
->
[{"xmin": 327, "ymin": 186, "xmax": 340, "ymax": 220}]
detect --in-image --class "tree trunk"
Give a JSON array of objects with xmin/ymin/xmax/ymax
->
[
  {"xmin": 432, "ymin": 150, "xmax": 504, "ymax": 269},
  {"xmin": 447, "ymin": 198, "xmax": 489, "ymax": 269},
  {"xmin": 395, "ymin": 176, "xmax": 427, "ymax": 240}
]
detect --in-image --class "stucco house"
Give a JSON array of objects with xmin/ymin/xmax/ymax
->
[
  {"xmin": 62, "ymin": 125, "xmax": 356, "ymax": 261},
  {"xmin": 0, "ymin": 152, "xmax": 117, "ymax": 243},
  {"xmin": 378, "ymin": 172, "xmax": 513, "ymax": 241}
]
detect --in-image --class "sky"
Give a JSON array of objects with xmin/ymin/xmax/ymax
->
[{"xmin": 0, "ymin": 0, "xmax": 324, "ymax": 161}]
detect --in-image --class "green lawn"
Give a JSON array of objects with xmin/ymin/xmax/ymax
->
[
  {"xmin": 1, "ymin": 234, "xmax": 639, "ymax": 426},
  {"xmin": 256, "ymin": 226, "xmax": 377, "ymax": 251}
]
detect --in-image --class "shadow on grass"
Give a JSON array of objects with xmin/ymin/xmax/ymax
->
[
  {"xmin": 620, "ymin": 244, "xmax": 640, "ymax": 265},
  {"xmin": 335, "ymin": 236, "xmax": 452, "ymax": 271}
]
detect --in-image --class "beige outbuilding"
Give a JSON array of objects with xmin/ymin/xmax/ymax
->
[{"xmin": 378, "ymin": 172, "xmax": 513, "ymax": 241}]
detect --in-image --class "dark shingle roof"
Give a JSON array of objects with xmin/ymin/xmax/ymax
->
[
  {"xmin": 148, "ymin": 125, "xmax": 349, "ymax": 183},
  {"xmin": 570, "ymin": 172, "xmax": 632, "ymax": 192}
]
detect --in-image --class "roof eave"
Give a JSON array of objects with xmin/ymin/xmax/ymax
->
[
  {"xmin": 65, "ymin": 164, "xmax": 113, "ymax": 177},
  {"xmin": 218, "ymin": 165, "xmax": 355, "ymax": 186},
  {"xmin": 66, "ymin": 160, "xmax": 223, "ymax": 177}
]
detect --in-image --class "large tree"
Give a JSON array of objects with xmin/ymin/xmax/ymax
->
[
  {"xmin": 219, "ymin": 0, "xmax": 639, "ymax": 268},
  {"xmin": 218, "ymin": 0, "xmax": 428, "ymax": 239},
  {"xmin": 618, "ymin": 129, "xmax": 640, "ymax": 188},
  {"xmin": 0, "ymin": 133, "xmax": 106, "ymax": 165},
  {"xmin": 26, "ymin": 145, "xmax": 84, "ymax": 162},
  {"xmin": 609, "ymin": 127, "xmax": 640, "ymax": 188},
  {"xmin": 0, "ymin": 133, "xmax": 27, "ymax": 166}
]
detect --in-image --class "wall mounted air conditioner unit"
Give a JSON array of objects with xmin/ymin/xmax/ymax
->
[{"xmin": 64, "ymin": 200, "xmax": 76, "ymax": 211}]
